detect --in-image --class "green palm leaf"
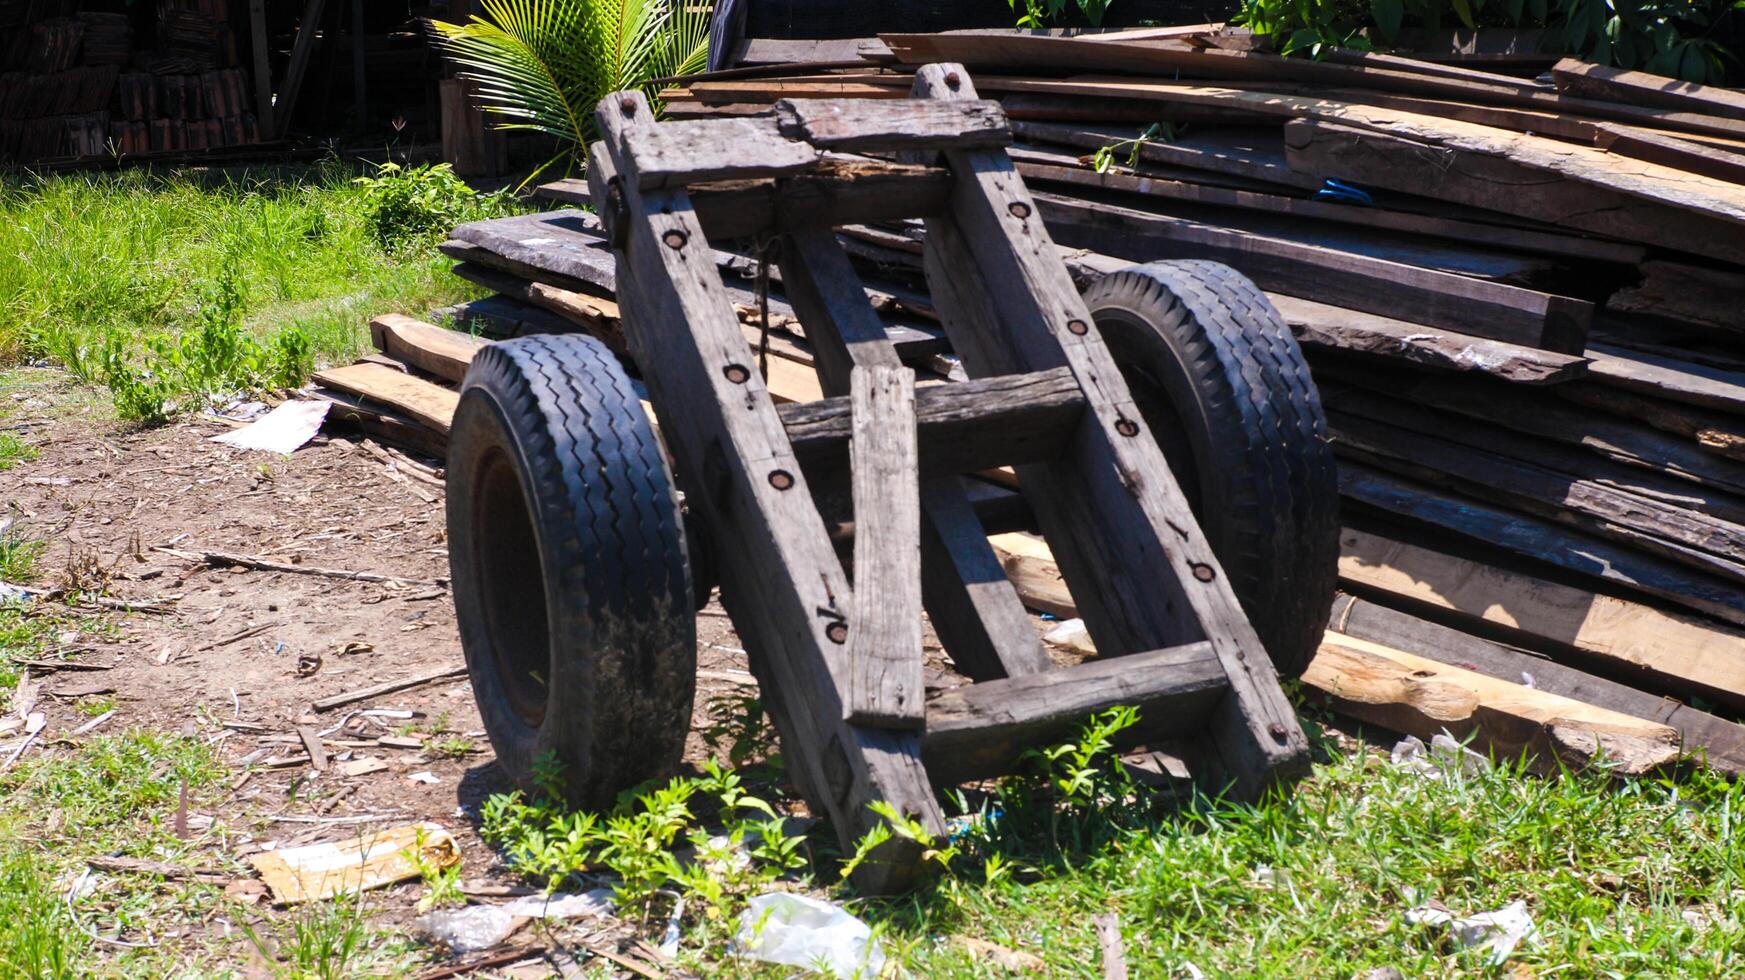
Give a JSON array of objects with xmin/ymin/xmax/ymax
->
[{"xmin": 431, "ymin": 0, "xmax": 711, "ymax": 178}]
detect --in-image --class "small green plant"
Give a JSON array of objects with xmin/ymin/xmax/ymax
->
[
  {"xmin": 1009, "ymin": 0, "xmax": 1117, "ymax": 28},
  {"xmin": 428, "ymin": 735, "xmax": 476, "ymax": 759},
  {"xmin": 0, "ymin": 847, "xmax": 86, "ymax": 976},
  {"xmin": 353, "ymin": 162, "xmax": 512, "ymax": 253},
  {"xmin": 410, "ymin": 826, "xmax": 467, "ymax": 912},
  {"xmin": 241, "ymin": 894, "xmax": 373, "ymax": 980},
  {"xmin": 0, "ymin": 529, "xmax": 45, "ymax": 583},
  {"xmin": 0, "ymin": 433, "xmax": 36, "ymax": 472},
  {"xmin": 1092, "ymin": 122, "xmax": 1181, "ymax": 172},
  {"xmin": 699, "ymin": 693, "xmax": 783, "ymax": 777}
]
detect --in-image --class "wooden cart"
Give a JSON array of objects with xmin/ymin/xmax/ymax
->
[{"xmin": 446, "ymin": 64, "xmax": 1311, "ymax": 892}]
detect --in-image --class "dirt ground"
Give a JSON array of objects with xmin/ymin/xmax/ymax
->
[{"xmin": 2, "ymin": 368, "xmax": 767, "ymax": 967}]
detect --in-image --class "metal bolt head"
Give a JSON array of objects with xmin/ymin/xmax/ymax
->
[
  {"xmin": 662, "ymin": 229, "xmax": 688, "ymax": 250},
  {"xmin": 1268, "ymin": 723, "xmax": 1288, "ymax": 742},
  {"xmin": 619, "ymin": 96, "xmax": 637, "ymax": 114},
  {"xmin": 1192, "ymin": 562, "xmax": 1216, "ymax": 582},
  {"xmin": 768, "ymin": 469, "xmax": 794, "ymax": 491},
  {"xmin": 826, "ymin": 622, "xmax": 848, "ymax": 644},
  {"xmin": 1115, "ymin": 418, "xmax": 1140, "ymax": 438},
  {"xmin": 1066, "ymin": 318, "xmax": 1089, "ymax": 336},
  {"xmin": 723, "ymin": 363, "xmax": 750, "ymax": 384},
  {"xmin": 945, "ymin": 71, "xmax": 961, "ymax": 89},
  {"xmin": 1008, "ymin": 201, "xmax": 1032, "ymax": 219}
]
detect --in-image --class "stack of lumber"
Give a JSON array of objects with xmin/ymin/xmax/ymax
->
[
  {"xmin": 0, "ymin": 1, "xmax": 259, "ymax": 162},
  {"xmin": 329, "ymin": 28, "xmax": 1745, "ymax": 775}
]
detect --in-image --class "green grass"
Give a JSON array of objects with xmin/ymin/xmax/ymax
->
[
  {"xmin": 0, "ymin": 528, "xmax": 45, "ymax": 583},
  {"xmin": 0, "ymin": 161, "xmax": 508, "ymax": 412},
  {"xmin": 0, "ymin": 432, "xmax": 36, "ymax": 470}
]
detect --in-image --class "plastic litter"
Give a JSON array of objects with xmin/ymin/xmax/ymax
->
[
  {"xmin": 415, "ymin": 888, "xmax": 615, "ymax": 954},
  {"xmin": 1406, "ymin": 899, "xmax": 1539, "ymax": 966},
  {"xmin": 1390, "ymin": 733, "xmax": 1490, "ymax": 779},
  {"xmin": 210, "ymin": 400, "xmax": 329, "ymax": 454},
  {"xmin": 1041, "ymin": 618, "xmax": 1096, "ymax": 655},
  {"xmin": 735, "ymin": 892, "xmax": 886, "ymax": 979}
]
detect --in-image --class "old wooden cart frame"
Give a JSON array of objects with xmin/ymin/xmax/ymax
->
[{"xmin": 588, "ymin": 64, "xmax": 1309, "ymax": 891}]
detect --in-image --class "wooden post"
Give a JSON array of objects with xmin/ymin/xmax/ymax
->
[
  {"xmin": 248, "ymin": 0, "xmax": 274, "ymax": 136},
  {"xmin": 275, "ymin": 0, "xmax": 327, "ymax": 138}
]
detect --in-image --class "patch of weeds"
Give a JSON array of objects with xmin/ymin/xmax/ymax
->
[
  {"xmin": 0, "ymin": 844, "xmax": 88, "ymax": 976},
  {"xmin": 427, "ymin": 735, "xmax": 475, "ymax": 760},
  {"xmin": 0, "ymin": 432, "xmax": 36, "ymax": 471},
  {"xmin": 480, "ymin": 759, "xmax": 809, "ymax": 927},
  {"xmin": 353, "ymin": 162, "xmax": 514, "ymax": 253},
  {"xmin": 700, "ymin": 692, "xmax": 784, "ymax": 785},
  {"xmin": 0, "ymin": 729, "xmax": 223, "ymax": 852},
  {"xmin": 241, "ymin": 894, "xmax": 377, "ymax": 980},
  {"xmin": 74, "ymin": 696, "xmax": 115, "ymax": 717},
  {"xmin": 0, "ymin": 528, "xmax": 45, "ymax": 583}
]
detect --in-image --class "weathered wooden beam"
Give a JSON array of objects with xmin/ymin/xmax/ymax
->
[
  {"xmin": 845, "ymin": 365, "xmax": 925, "ymax": 728},
  {"xmin": 1553, "ymin": 58, "xmax": 1745, "ymax": 122},
  {"xmin": 1033, "ymin": 190, "xmax": 1592, "ymax": 352},
  {"xmin": 773, "ymin": 98, "xmax": 1011, "ymax": 151},
  {"xmin": 369, "ymin": 314, "xmax": 486, "ymax": 384},
  {"xmin": 1338, "ymin": 527, "xmax": 1745, "ymax": 712},
  {"xmin": 1328, "ymin": 594, "xmax": 1745, "ymax": 776},
  {"xmin": 921, "ymin": 641, "xmax": 1227, "ymax": 784},
  {"xmin": 780, "ymin": 367, "xmax": 1085, "ymax": 474},
  {"xmin": 1282, "ymin": 296, "xmax": 1589, "ymax": 385},
  {"xmin": 620, "ymin": 116, "xmax": 820, "ymax": 188},
  {"xmin": 311, "ymin": 362, "xmax": 457, "ymax": 435},
  {"xmin": 1305, "ymin": 632, "xmax": 1682, "ymax": 775},
  {"xmin": 543, "ymin": 160, "xmax": 954, "ymax": 241}
]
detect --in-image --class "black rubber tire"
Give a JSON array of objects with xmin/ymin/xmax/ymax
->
[
  {"xmin": 1082, "ymin": 259, "xmax": 1339, "ymax": 678},
  {"xmin": 447, "ymin": 333, "xmax": 695, "ymax": 809}
]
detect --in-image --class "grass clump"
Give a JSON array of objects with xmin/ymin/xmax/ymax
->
[
  {"xmin": 0, "ymin": 528, "xmax": 45, "ymax": 583},
  {"xmin": 0, "ymin": 432, "xmax": 36, "ymax": 471},
  {"xmin": 0, "ymin": 162, "xmax": 516, "ymax": 418}
]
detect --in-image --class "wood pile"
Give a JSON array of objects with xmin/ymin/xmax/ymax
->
[
  {"xmin": 0, "ymin": 1, "xmax": 260, "ymax": 162},
  {"xmin": 320, "ymin": 28, "xmax": 1745, "ymax": 775}
]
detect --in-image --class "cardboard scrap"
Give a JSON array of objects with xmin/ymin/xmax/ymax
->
[
  {"xmin": 211, "ymin": 400, "xmax": 330, "ymax": 454},
  {"xmin": 247, "ymin": 821, "xmax": 458, "ymax": 904}
]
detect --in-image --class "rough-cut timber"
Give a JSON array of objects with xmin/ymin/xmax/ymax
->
[
  {"xmin": 312, "ymin": 363, "xmax": 458, "ymax": 435},
  {"xmin": 369, "ymin": 314, "xmax": 486, "ymax": 384},
  {"xmin": 1552, "ymin": 59, "xmax": 1745, "ymax": 122},
  {"xmin": 772, "ymin": 97, "xmax": 1012, "ymax": 151},
  {"xmin": 1305, "ymin": 632, "xmax": 1682, "ymax": 775},
  {"xmin": 1338, "ymin": 527, "xmax": 1745, "ymax": 711},
  {"xmin": 1278, "ymin": 295, "xmax": 1589, "ymax": 384}
]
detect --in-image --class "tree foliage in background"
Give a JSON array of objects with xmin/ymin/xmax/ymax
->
[
  {"xmin": 431, "ymin": 0, "xmax": 710, "ymax": 178},
  {"xmin": 1235, "ymin": 0, "xmax": 1740, "ymax": 82},
  {"xmin": 1009, "ymin": 0, "xmax": 1118, "ymax": 28}
]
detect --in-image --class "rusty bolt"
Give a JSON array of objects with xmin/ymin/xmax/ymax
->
[
  {"xmin": 1191, "ymin": 562, "xmax": 1216, "ymax": 582},
  {"xmin": 1066, "ymin": 318, "xmax": 1089, "ymax": 336},
  {"xmin": 768, "ymin": 469, "xmax": 795, "ymax": 491},
  {"xmin": 1268, "ymin": 723, "xmax": 1289, "ymax": 742},
  {"xmin": 1115, "ymin": 418, "xmax": 1140, "ymax": 438},
  {"xmin": 619, "ymin": 96, "xmax": 637, "ymax": 114},
  {"xmin": 1008, "ymin": 201, "xmax": 1032, "ymax": 219},
  {"xmin": 662, "ymin": 229, "xmax": 688, "ymax": 250},
  {"xmin": 945, "ymin": 71, "xmax": 961, "ymax": 89},
  {"xmin": 826, "ymin": 622, "xmax": 848, "ymax": 644},
  {"xmin": 723, "ymin": 363, "xmax": 750, "ymax": 384}
]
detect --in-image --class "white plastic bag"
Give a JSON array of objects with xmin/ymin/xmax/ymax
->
[
  {"xmin": 735, "ymin": 892, "xmax": 886, "ymax": 979},
  {"xmin": 416, "ymin": 889, "xmax": 614, "ymax": 954}
]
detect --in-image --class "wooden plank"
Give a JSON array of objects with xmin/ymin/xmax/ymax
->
[
  {"xmin": 780, "ymin": 366, "xmax": 1084, "ymax": 475},
  {"xmin": 1305, "ymin": 632, "xmax": 1681, "ymax": 775},
  {"xmin": 619, "ymin": 116, "xmax": 819, "ymax": 188},
  {"xmin": 776, "ymin": 227, "xmax": 1052, "ymax": 683},
  {"xmin": 1280, "ymin": 296, "xmax": 1589, "ymax": 384},
  {"xmin": 550, "ymin": 159, "xmax": 953, "ymax": 241},
  {"xmin": 734, "ymin": 37, "xmax": 893, "ymax": 67},
  {"xmin": 450, "ymin": 212, "xmax": 619, "ymax": 293},
  {"xmin": 312, "ymin": 363, "xmax": 457, "ymax": 435},
  {"xmin": 275, "ymin": 0, "xmax": 326, "ymax": 138},
  {"xmin": 1013, "ymin": 120, "xmax": 1322, "ymax": 191},
  {"xmin": 1033, "ymin": 190, "xmax": 1591, "ymax": 352},
  {"xmin": 1585, "ymin": 345, "xmax": 1745, "ymax": 417},
  {"xmin": 989, "ymin": 532, "xmax": 1077, "ymax": 618},
  {"xmin": 1557, "ymin": 385, "xmax": 1745, "ymax": 464},
  {"xmin": 315, "ymin": 388, "xmax": 450, "ymax": 460},
  {"xmin": 1593, "ymin": 123, "xmax": 1745, "ymax": 184},
  {"xmin": 1604, "ymin": 262, "xmax": 1745, "ymax": 338},
  {"xmin": 1553, "ymin": 59, "xmax": 1745, "ymax": 122},
  {"xmin": 1329, "ymin": 410, "xmax": 1745, "ymax": 583},
  {"xmin": 368, "ymin": 314, "xmax": 486, "ymax": 384},
  {"xmin": 921, "ymin": 642, "xmax": 1228, "ymax": 785},
  {"xmin": 590, "ymin": 98, "xmax": 941, "ymax": 894},
  {"xmin": 1338, "ymin": 527, "xmax": 1745, "ymax": 711},
  {"xmin": 247, "ymin": 0, "xmax": 274, "ymax": 135},
  {"xmin": 1009, "ymin": 149, "xmax": 1648, "ymax": 266},
  {"xmin": 1328, "ymin": 593, "xmax": 1745, "ymax": 776},
  {"xmin": 913, "ymin": 63, "xmax": 1309, "ymax": 800},
  {"xmin": 773, "ymin": 98, "xmax": 1011, "ymax": 151},
  {"xmin": 1322, "ymin": 363, "xmax": 1745, "ymax": 496},
  {"xmin": 686, "ymin": 79, "xmax": 908, "ymax": 104},
  {"xmin": 1339, "ymin": 463, "xmax": 1745, "ymax": 626},
  {"xmin": 1284, "ymin": 119, "xmax": 1745, "ymax": 265},
  {"xmin": 844, "ymin": 365, "xmax": 924, "ymax": 727}
]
